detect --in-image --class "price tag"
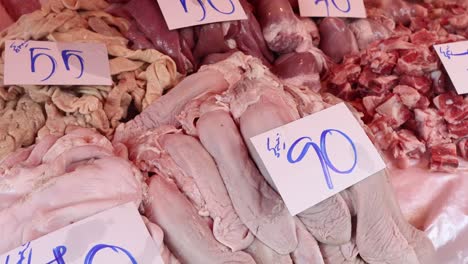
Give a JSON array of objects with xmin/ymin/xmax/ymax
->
[
  {"xmin": 157, "ymin": 0, "xmax": 247, "ymax": 30},
  {"xmin": 4, "ymin": 40, "xmax": 112, "ymax": 86},
  {"xmin": 298, "ymin": 0, "xmax": 366, "ymax": 18},
  {"xmin": 0, "ymin": 203, "xmax": 164, "ymax": 264},
  {"xmin": 434, "ymin": 40, "xmax": 468, "ymax": 95},
  {"xmin": 250, "ymin": 103, "xmax": 386, "ymax": 215}
]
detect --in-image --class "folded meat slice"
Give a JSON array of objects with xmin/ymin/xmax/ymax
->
[
  {"xmin": 0, "ymin": 128, "xmax": 143, "ymax": 253},
  {"xmin": 197, "ymin": 108, "xmax": 298, "ymax": 254},
  {"xmin": 145, "ymin": 176, "xmax": 255, "ymax": 264},
  {"xmin": 159, "ymin": 133, "xmax": 254, "ymax": 251}
]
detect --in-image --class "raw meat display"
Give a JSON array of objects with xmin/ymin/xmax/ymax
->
[
  {"xmin": 0, "ymin": 0, "xmax": 466, "ymax": 263},
  {"xmin": 0, "ymin": 128, "xmax": 144, "ymax": 253},
  {"xmin": 323, "ymin": 1, "xmax": 468, "ymax": 172},
  {"xmin": 117, "ymin": 52, "xmax": 435, "ymax": 263},
  {"xmin": 0, "ymin": 0, "xmax": 178, "ymax": 159}
]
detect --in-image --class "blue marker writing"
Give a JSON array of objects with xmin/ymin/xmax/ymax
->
[
  {"xmin": 46, "ymin": 246, "xmax": 67, "ymax": 264},
  {"xmin": 286, "ymin": 129, "xmax": 357, "ymax": 190},
  {"xmin": 16, "ymin": 242, "xmax": 32, "ymax": 264},
  {"xmin": 179, "ymin": 0, "xmax": 235, "ymax": 22},
  {"xmin": 61, "ymin": 50, "xmax": 85, "ymax": 79},
  {"xmin": 267, "ymin": 133, "xmax": 286, "ymax": 158},
  {"xmin": 84, "ymin": 244, "xmax": 137, "ymax": 264},
  {"xmin": 30, "ymin": 47, "xmax": 57, "ymax": 82},
  {"xmin": 9, "ymin": 40, "xmax": 29, "ymax": 53},
  {"xmin": 314, "ymin": 0, "xmax": 351, "ymax": 16},
  {"xmin": 439, "ymin": 45, "xmax": 468, "ymax": 60}
]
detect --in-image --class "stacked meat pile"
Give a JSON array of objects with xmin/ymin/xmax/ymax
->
[
  {"xmin": 0, "ymin": 0, "xmax": 466, "ymax": 262},
  {"xmin": 0, "ymin": 0, "xmax": 179, "ymax": 159},
  {"xmin": 111, "ymin": 52, "xmax": 435, "ymax": 264},
  {"xmin": 323, "ymin": 0, "xmax": 468, "ymax": 172},
  {"xmin": 0, "ymin": 128, "xmax": 144, "ymax": 253}
]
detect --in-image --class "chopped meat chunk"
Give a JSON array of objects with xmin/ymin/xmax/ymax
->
[
  {"xmin": 429, "ymin": 143, "xmax": 459, "ymax": 172},
  {"xmin": 393, "ymin": 85, "xmax": 429, "ymax": 109},
  {"xmin": 458, "ymin": 138, "xmax": 468, "ymax": 160},
  {"xmin": 375, "ymin": 94, "xmax": 411, "ymax": 128},
  {"xmin": 414, "ymin": 108, "xmax": 450, "ymax": 147},
  {"xmin": 390, "ymin": 129, "xmax": 426, "ymax": 169}
]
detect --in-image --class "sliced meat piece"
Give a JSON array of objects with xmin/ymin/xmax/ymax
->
[
  {"xmin": 197, "ymin": 109, "xmax": 298, "ymax": 254},
  {"xmin": 429, "ymin": 143, "xmax": 459, "ymax": 173},
  {"xmin": 145, "ymin": 176, "xmax": 255, "ymax": 264},
  {"xmin": 319, "ymin": 18, "xmax": 359, "ymax": 63},
  {"xmin": 160, "ymin": 133, "xmax": 254, "ymax": 251}
]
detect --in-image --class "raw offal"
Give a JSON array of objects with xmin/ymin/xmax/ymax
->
[
  {"xmin": 0, "ymin": 1, "xmax": 178, "ymax": 159},
  {"xmin": 0, "ymin": 128, "xmax": 144, "ymax": 253}
]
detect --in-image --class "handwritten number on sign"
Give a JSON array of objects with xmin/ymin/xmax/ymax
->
[
  {"xmin": 29, "ymin": 47, "xmax": 85, "ymax": 81},
  {"xmin": 3, "ymin": 243, "xmax": 138, "ymax": 264},
  {"xmin": 287, "ymin": 129, "xmax": 357, "ymax": 190},
  {"xmin": 30, "ymin": 48, "xmax": 57, "ymax": 82},
  {"xmin": 84, "ymin": 244, "xmax": 137, "ymax": 264},
  {"xmin": 179, "ymin": 0, "xmax": 236, "ymax": 21},
  {"xmin": 314, "ymin": 0, "xmax": 351, "ymax": 16},
  {"xmin": 46, "ymin": 246, "xmax": 67, "ymax": 264},
  {"xmin": 61, "ymin": 50, "xmax": 85, "ymax": 79}
]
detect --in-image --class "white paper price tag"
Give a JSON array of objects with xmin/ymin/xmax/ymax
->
[
  {"xmin": 250, "ymin": 103, "xmax": 386, "ymax": 215},
  {"xmin": 4, "ymin": 40, "xmax": 112, "ymax": 86},
  {"xmin": 0, "ymin": 203, "xmax": 164, "ymax": 264},
  {"xmin": 157, "ymin": 0, "xmax": 247, "ymax": 30},
  {"xmin": 298, "ymin": 0, "xmax": 366, "ymax": 18},
  {"xmin": 434, "ymin": 40, "xmax": 468, "ymax": 95}
]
